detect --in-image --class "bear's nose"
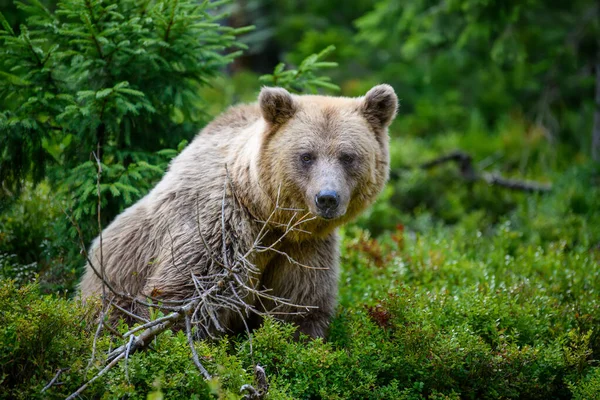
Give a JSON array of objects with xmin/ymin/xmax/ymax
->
[{"xmin": 315, "ymin": 190, "xmax": 340, "ymax": 211}]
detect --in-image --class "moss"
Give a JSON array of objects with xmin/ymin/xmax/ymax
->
[
  {"xmin": 0, "ymin": 280, "xmax": 94, "ymax": 399},
  {"xmin": 1, "ymin": 145, "xmax": 599, "ymax": 399}
]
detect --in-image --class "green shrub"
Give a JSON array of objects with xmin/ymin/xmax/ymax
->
[
  {"xmin": 571, "ymin": 367, "xmax": 600, "ymax": 400},
  {"xmin": 0, "ymin": 182, "xmax": 55, "ymax": 264},
  {"xmin": 1, "ymin": 2, "xmax": 599, "ymax": 398},
  {"xmin": 1, "ymin": 191, "xmax": 599, "ymax": 398},
  {"xmin": 0, "ymin": 280, "xmax": 93, "ymax": 399}
]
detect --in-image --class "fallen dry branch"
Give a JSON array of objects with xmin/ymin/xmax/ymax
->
[
  {"xmin": 61, "ymin": 176, "xmax": 314, "ymax": 400},
  {"xmin": 479, "ymin": 172, "xmax": 552, "ymax": 192},
  {"xmin": 40, "ymin": 368, "xmax": 70, "ymax": 393},
  {"xmin": 394, "ymin": 150, "xmax": 552, "ymax": 193},
  {"xmin": 65, "ymin": 353, "xmax": 126, "ymax": 400}
]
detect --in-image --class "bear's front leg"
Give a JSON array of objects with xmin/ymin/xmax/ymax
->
[{"xmin": 259, "ymin": 234, "xmax": 340, "ymax": 339}]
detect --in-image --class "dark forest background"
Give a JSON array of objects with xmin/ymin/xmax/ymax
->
[{"xmin": 1, "ymin": 1, "xmax": 600, "ymax": 398}]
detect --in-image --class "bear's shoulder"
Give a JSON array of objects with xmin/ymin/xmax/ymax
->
[{"xmin": 203, "ymin": 103, "xmax": 261, "ymax": 135}]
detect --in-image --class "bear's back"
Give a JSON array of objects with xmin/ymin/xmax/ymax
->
[
  {"xmin": 138, "ymin": 102, "xmax": 264, "ymax": 242},
  {"xmin": 202, "ymin": 103, "xmax": 262, "ymax": 136}
]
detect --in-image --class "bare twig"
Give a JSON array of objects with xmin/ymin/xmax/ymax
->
[
  {"xmin": 91, "ymin": 151, "xmax": 106, "ymax": 305},
  {"xmin": 65, "ymin": 353, "xmax": 126, "ymax": 400},
  {"xmin": 186, "ymin": 314, "xmax": 212, "ymax": 379},
  {"xmin": 111, "ymin": 301, "xmax": 150, "ymax": 324},
  {"xmin": 480, "ymin": 172, "xmax": 552, "ymax": 192},
  {"xmin": 40, "ymin": 368, "xmax": 70, "ymax": 393},
  {"xmin": 392, "ymin": 150, "xmax": 552, "ymax": 193},
  {"xmin": 241, "ymin": 364, "xmax": 269, "ymax": 400},
  {"xmin": 85, "ymin": 309, "xmax": 105, "ymax": 373},
  {"xmin": 67, "ymin": 168, "xmax": 316, "ymax": 399},
  {"xmin": 105, "ymin": 300, "xmax": 200, "ymax": 362},
  {"xmin": 124, "ymin": 334, "xmax": 134, "ymax": 384},
  {"xmin": 103, "ymin": 320, "xmax": 123, "ymax": 338}
]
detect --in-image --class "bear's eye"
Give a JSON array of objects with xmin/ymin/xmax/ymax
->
[
  {"xmin": 340, "ymin": 153, "xmax": 355, "ymax": 165},
  {"xmin": 300, "ymin": 153, "xmax": 314, "ymax": 165}
]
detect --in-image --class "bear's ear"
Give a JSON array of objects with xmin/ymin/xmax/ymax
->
[
  {"xmin": 361, "ymin": 84, "xmax": 398, "ymax": 130},
  {"xmin": 259, "ymin": 87, "xmax": 297, "ymax": 126}
]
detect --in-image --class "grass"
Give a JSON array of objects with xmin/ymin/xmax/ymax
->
[{"xmin": 1, "ymin": 135, "xmax": 599, "ymax": 399}]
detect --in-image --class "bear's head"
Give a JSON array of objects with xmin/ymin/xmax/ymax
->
[{"xmin": 257, "ymin": 84, "xmax": 398, "ymax": 237}]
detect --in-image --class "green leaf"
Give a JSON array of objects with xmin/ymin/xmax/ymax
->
[
  {"xmin": 96, "ymin": 89, "xmax": 113, "ymax": 99},
  {"xmin": 0, "ymin": 11, "xmax": 15, "ymax": 36},
  {"xmin": 116, "ymin": 88, "xmax": 145, "ymax": 98},
  {"xmin": 311, "ymin": 80, "xmax": 340, "ymax": 91},
  {"xmin": 0, "ymin": 71, "xmax": 31, "ymax": 86},
  {"xmin": 108, "ymin": 184, "xmax": 121, "ymax": 197}
]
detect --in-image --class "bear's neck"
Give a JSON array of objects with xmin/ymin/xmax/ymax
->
[{"xmin": 226, "ymin": 121, "xmax": 274, "ymax": 223}]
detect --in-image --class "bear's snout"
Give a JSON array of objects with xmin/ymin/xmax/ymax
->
[{"xmin": 315, "ymin": 190, "xmax": 341, "ymax": 219}]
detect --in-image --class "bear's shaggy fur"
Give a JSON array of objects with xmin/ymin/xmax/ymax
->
[{"xmin": 79, "ymin": 84, "xmax": 398, "ymax": 338}]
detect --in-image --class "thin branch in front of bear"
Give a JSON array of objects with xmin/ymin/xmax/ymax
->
[
  {"xmin": 67, "ymin": 177, "xmax": 315, "ymax": 399},
  {"xmin": 255, "ymin": 210, "xmax": 315, "ymax": 251},
  {"xmin": 110, "ymin": 301, "xmax": 150, "ymax": 324},
  {"xmin": 246, "ymin": 184, "xmax": 317, "ymax": 260},
  {"xmin": 221, "ymin": 180, "xmax": 231, "ymax": 270},
  {"xmin": 91, "ymin": 150, "xmax": 107, "ymax": 308},
  {"xmin": 255, "ymin": 246, "xmax": 325, "ymax": 270},
  {"xmin": 66, "ymin": 209, "xmax": 181, "ymax": 310},
  {"xmin": 250, "ymin": 206, "xmax": 324, "ymax": 270},
  {"xmin": 196, "ymin": 196, "xmax": 225, "ymax": 268}
]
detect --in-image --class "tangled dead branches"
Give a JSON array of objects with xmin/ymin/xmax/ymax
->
[{"xmin": 61, "ymin": 158, "xmax": 317, "ymax": 400}]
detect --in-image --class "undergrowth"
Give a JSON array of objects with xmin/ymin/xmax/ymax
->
[{"xmin": 1, "ymin": 161, "xmax": 599, "ymax": 399}]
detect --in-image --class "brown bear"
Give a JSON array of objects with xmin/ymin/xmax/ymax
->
[{"xmin": 79, "ymin": 84, "xmax": 398, "ymax": 338}]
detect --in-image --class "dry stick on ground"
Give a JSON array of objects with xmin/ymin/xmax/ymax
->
[
  {"xmin": 65, "ymin": 176, "xmax": 316, "ymax": 400},
  {"xmin": 40, "ymin": 368, "xmax": 70, "ymax": 393},
  {"xmin": 65, "ymin": 353, "xmax": 126, "ymax": 400},
  {"xmin": 241, "ymin": 365, "xmax": 269, "ymax": 400},
  {"xmin": 393, "ymin": 150, "xmax": 552, "ymax": 193}
]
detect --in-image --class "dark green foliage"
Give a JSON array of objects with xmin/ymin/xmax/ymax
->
[
  {"xmin": 259, "ymin": 45, "xmax": 339, "ymax": 93},
  {"xmin": 0, "ymin": 279, "xmax": 253, "ymax": 399},
  {"xmin": 93, "ymin": 332, "xmax": 247, "ymax": 399},
  {"xmin": 0, "ymin": 280, "xmax": 93, "ymax": 399},
  {"xmin": 3, "ymin": 166, "xmax": 599, "ymax": 398},
  {"xmin": 0, "ymin": 182, "xmax": 80, "ymax": 292},
  {"xmin": 0, "ymin": 0, "xmax": 250, "ymax": 219},
  {"xmin": 353, "ymin": 0, "xmax": 599, "ymax": 156},
  {"xmin": 1, "ymin": 0, "xmax": 599, "ymax": 398},
  {"xmin": 570, "ymin": 368, "xmax": 600, "ymax": 400},
  {"xmin": 241, "ymin": 0, "xmax": 599, "ymax": 159},
  {"xmin": 0, "ymin": 0, "xmax": 250, "ymax": 288},
  {"xmin": 230, "ymin": 0, "xmax": 373, "ymax": 72}
]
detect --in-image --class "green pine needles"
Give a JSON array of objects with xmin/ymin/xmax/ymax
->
[
  {"xmin": 0, "ymin": 0, "xmax": 251, "ymax": 216},
  {"xmin": 0, "ymin": 0, "xmax": 339, "ymax": 291},
  {"xmin": 259, "ymin": 45, "xmax": 339, "ymax": 93}
]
